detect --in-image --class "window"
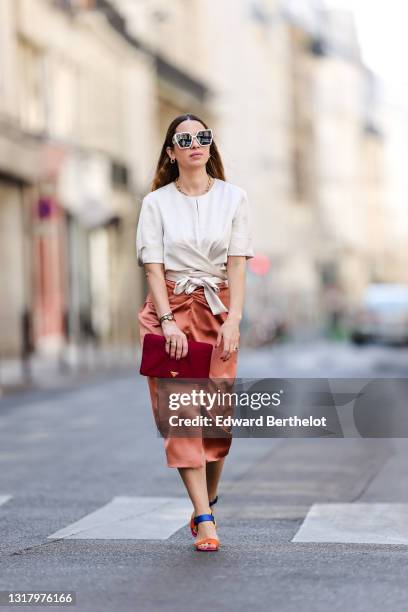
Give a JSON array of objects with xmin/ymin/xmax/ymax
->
[{"xmin": 18, "ymin": 38, "xmax": 46, "ymax": 134}]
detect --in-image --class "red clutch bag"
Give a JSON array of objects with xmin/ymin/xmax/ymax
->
[{"xmin": 139, "ymin": 333, "xmax": 213, "ymax": 378}]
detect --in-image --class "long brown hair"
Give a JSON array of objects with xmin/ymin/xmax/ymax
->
[{"xmin": 150, "ymin": 113, "xmax": 226, "ymax": 191}]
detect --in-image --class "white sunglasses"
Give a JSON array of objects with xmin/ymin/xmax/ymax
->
[{"xmin": 172, "ymin": 128, "xmax": 213, "ymax": 149}]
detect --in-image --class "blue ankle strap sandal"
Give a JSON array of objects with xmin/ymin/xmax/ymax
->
[
  {"xmin": 190, "ymin": 495, "xmax": 218, "ymax": 537},
  {"xmin": 194, "ymin": 513, "xmax": 214, "ymax": 526},
  {"xmin": 193, "ymin": 514, "xmax": 219, "ymax": 552},
  {"xmin": 209, "ymin": 495, "xmax": 218, "ymax": 507}
]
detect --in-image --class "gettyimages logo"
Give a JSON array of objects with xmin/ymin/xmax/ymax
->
[{"xmin": 154, "ymin": 377, "xmax": 408, "ymax": 438}]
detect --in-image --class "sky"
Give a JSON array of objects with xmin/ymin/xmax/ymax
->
[{"xmin": 324, "ymin": 0, "xmax": 408, "ymax": 102}]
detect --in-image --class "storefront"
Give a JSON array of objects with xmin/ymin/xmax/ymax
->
[{"xmin": 0, "ymin": 132, "xmax": 40, "ymax": 362}]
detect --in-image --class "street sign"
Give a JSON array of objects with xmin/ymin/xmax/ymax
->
[{"xmin": 249, "ymin": 254, "xmax": 270, "ymax": 276}]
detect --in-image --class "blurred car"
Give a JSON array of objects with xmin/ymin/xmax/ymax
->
[{"xmin": 349, "ymin": 283, "xmax": 408, "ymax": 346}]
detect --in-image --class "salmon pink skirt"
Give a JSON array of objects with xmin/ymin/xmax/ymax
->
[{"xmin": 138, "ymin": 278, "xmax": 237, "ymax": 468}]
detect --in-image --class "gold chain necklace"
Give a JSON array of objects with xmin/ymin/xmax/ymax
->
[{"xmin": 175, "ymin": 175, "xmax": 212, "ymax": 196}]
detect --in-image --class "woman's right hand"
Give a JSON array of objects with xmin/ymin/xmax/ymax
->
[{"xmin": 161, "ymin": 320, "xmax": 188, "ymax": 359}]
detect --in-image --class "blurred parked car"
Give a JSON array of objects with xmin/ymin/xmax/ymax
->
[{"xmin": 348, "ymin": 283, "xmax": 408, "ymax": 346}]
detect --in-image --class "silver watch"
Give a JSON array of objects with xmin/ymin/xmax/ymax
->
[{"xmin": 159, "ymin": 312, "xmax": 174, "ymax": 324}]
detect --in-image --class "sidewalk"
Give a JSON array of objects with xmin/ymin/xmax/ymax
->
[{"xmin": 0, "ymin": 344, "xmax": 142, "ymax": 396}]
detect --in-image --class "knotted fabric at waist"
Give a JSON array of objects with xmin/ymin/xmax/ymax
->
[{"xmin": 165, "ymin": 269, "xmax": 229, "ymax": 315}]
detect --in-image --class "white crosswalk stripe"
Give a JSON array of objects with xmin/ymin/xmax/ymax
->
[
  {"xmin": 292, "ymin": 503, "xmax": 408, "ymax": 545},
  {"xmin": 47, "ymin": 496, "xmax": 192, "ymax": 540},
  {"xmin": 3, "ymin": 493, "xmax": 408, "ymax": 545}
]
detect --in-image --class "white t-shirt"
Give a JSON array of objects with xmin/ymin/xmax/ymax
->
[{"xmin": 136, "ymin": 178, "xmax": 255, "ymax": 314}]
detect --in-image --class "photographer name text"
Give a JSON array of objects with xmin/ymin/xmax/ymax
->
[{"xmin": 168, "ymin": 415, "xmax": 327, "ymax": 427}]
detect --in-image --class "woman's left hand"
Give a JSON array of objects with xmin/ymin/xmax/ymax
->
[{"xmin": 216, "ymin": 318, "xmax": 240, "ymax": 360}]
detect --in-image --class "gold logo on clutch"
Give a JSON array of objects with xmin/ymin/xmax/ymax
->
[{"xmin": 170, "ymin": 371, "xmax": 179, "ymax": 377}]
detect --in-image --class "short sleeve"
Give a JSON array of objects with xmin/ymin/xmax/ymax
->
[
  {"xmin": 227, "ymin": 189, "xmax": 255, "ymax": 259},
  {"xmin": 136, "ymin": 195, "xmax": 165, "ymax": 267}
]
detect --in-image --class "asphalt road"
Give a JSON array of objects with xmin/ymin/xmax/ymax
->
[{"xmin": 1, "ymin": 339, "xmax": 408, "ymax": 612}]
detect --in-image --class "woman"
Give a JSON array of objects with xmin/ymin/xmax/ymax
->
[{"xmin": 136, "ymin": 113, "xmax": 254, "ymax": 551}]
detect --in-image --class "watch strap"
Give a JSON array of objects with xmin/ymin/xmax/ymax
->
[{"xmin": 159, "ymin": 312, "xmax": 174, "ymax": 324}]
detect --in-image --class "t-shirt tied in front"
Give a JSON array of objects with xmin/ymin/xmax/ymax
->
[{"xmin": 136, "ymin": 178, "xmax": 254, "ymax": 315}]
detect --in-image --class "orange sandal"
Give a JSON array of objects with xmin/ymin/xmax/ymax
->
[
  {"xmin": 193, "ymin": 514, "xmax": 220, "ymax": 552},
  {"xmin": 190, "ymin": 495, "xmax": 218, "ymax": 537}
]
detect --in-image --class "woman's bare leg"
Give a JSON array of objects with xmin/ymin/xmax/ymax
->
[
  {"xmin": 178, "ymin": 466, "xmax": 217, "ymax": 542},
  {"xmin": 206, "ymin": 457, "xmax": 225, "ymax": 501}
]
